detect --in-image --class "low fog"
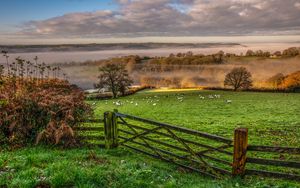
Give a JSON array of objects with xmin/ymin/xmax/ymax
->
[
  {"xmin": 62, "ymin": 57, "xmax": 300, "ymax": 89},
  {"xmin": 1, "ymin": 43, "xmax": 300, "ymax": 89}
]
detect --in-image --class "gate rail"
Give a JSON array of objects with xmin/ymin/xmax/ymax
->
[{"xmin": 79, "ymin": 111, "xmax": 300, "ymax": 181}]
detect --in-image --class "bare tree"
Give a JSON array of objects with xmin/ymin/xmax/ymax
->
[
  {"xmin": 0, "ymin": 65, "xmax": 4, "ymax": 84},
  {"xmin": 34, "ymin": 56, "xmax": 38, "ymax": 78},
  {"xmin": 95, "ymin": 63, "xmax": 133, "ymax": 98},
  {"xmin": 224, "ymin": 67, "xmax": 252, "ymax": 91},
  {"xmin": 1, "ymin": 51, "xmax": 10, "ymax": 76}
]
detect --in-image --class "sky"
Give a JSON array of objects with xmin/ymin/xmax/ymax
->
[{"xmin": 1, "ymin": 0, "xmax": 300, "ymax": 44}]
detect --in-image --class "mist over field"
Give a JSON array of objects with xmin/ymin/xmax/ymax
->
[
  {"xmin": 62, "ymin": 55, "xmax": 300, "ymax": 89},
  {"xmin": 2, "ymin": 42, "xmax": 299, "ymax": 64},
  {"xmin": 1, "ymin": 42, "xmax": 300, "ymax": 89}
]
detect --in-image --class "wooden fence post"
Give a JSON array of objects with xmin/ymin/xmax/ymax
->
[
  {"xmin": 104, "ymin": 110, "xmax": 118, "ymax": 149},
  {"xmin": 232, "ymin": 128, "xmax": 248, "ymax": 177}
]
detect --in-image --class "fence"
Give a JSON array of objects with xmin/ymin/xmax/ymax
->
[
  {"xmin": 77, "ymin": 111, "xmax": 300, "ymax": 181},
  {"xmin": 246, "ymin": 145, "xmax": 300, "ymax": 180},
  {"xmin": 74, "ymin": 119, "xmax": 105, "ymax": 147}
]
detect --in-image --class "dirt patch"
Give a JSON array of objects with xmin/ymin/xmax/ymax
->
[{"xmin": 35, "ymin": 182, "xmax": 51, "ymax": 188}]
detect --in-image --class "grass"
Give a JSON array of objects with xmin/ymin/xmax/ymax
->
[
  {"xmin": 92, "ymin": 89, "xmax": 300, "ymax": 147},
  {"xmin": 1, "ymin": 146, "xmax": 299, "ymax": 188},
  {"xmin": 1, "ymin": 89, "xmax": 300, "ymax": 187}
]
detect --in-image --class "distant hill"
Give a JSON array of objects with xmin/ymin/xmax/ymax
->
[{"xmin": 0, "ymin": 42, "xmax": 241, "ymax": 53}]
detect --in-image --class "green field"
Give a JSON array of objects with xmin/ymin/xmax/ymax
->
[
  {"xmin": 93, "ymin": 89, "xmax": 300, "ymax": 147},
  {"xmin": 1, "ymin": 89, "xmax": 300, "ymax": 187}
]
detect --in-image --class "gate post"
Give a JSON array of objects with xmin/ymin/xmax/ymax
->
[
  {"xmin": 232, "ymin": 128, "xmax": 248, "ymax": 177},
  {"xmin": 104, "ymin": 110, "xmax": 118, "ymax": 149}
]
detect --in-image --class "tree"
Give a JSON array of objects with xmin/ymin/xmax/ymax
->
[
  {"xmin": 224, "ymin": 67, "xmax": 253, "ymax": 91},
  {"xmin": 266, "ymin": 73, "xmax": 285, "ymax": 88},
  {"xmin": 0, "ymin": 65, "xmax": 4, "ymax": 85},
  {"xmin": 126, "ymin": 57, "xmax": 136, "ymax": 73},
  {"xmin": 282, "ymin": 47, "xmax": 300, "ymax": 57},
  {"xmin": 280, "ymin": 71, "xmax": 300, "ymax": 90},
  {"xmin": 95, "ymin": 63, "xmax": 133, "ymax": 98},
  {"xmin": 1, "ymin": 51, "xmax": 10, "ymax": 76},
  {"xmin": 255, "ymin": 50, "xmax": 264, "ymax": 56},
  {"xmin": 246, "ymin": 50, "xmax": 255, "ymax": 56},
  {"xmin": 273, "ymin": 51, "xmax": 282, "ymax": 57}
]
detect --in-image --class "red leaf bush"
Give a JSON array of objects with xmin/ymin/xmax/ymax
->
[{"xmin": 0, "ymin": 78, "xmax": 91, "ymax": 147}]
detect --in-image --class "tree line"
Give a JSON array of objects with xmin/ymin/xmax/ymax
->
[{"xmin": 95, "ymin": 63, "xmax": 300, "ymax": 97}]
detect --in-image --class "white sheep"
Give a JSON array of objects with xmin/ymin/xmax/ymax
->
[{"xmin": 225, "ymin": 100, "xmax": 232, "ymax": 104}]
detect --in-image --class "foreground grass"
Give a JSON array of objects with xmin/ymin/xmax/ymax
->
[{"xmin": 1, "ymin": 146, "xmax": 299, "ymax": 188}]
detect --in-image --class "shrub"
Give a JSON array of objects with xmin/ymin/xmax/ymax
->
[
  {"xmin": 0, "ymin": 78, "xmax": 91, "ymax": 147},
  {"xmin": 280, "ymin": 71, "xmax": 300, "ymax": 91}
]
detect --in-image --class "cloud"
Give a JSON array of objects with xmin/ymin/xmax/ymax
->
[{"xmin": 19, "ymin": 0, "xmax": 300, "ymax": 38}]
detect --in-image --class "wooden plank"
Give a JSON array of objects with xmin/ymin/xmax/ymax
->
[
  {"xmin": 122, "ymin": 143, "xmax": 219, "ymax": 179},
  {"xmin": 118, "ymin": 123, "xmax": 232, "ymax": 156},
  {"xmin": 232, "ymin": 128, "xmax": 248, "ymax": 177},
  {"xmin": 119, "ymin": 126, "xmax": 162, "ymax": 144},
  {"xmin": 81, "ymin": 119, "xmax": 104, "ymax": 123},
  {"xmin": 77, "ymin": 135, "xmax": 105, "ymax": 140},
  {"xmin": 120, "ymin": 137, "xmax": 231, "ymax": 176},
  {"xmin": 119, "ymin": 130, "xmax": 232, "ymax": 166},
  {"xmin": 79, "ymin": 143, "xmax": 105, "ymax": 148},
  {"xmin": 247, "ymin": 157, "xmax": 300, "ymax": 169},
  {"xmin": 246, "ymin": 169, "xmax": 300, "ymax": 181},
  {"xmin": 119, "ymin": 129, "xmax": 188, "ymax": 152},
  {"xmin": 116, "ymin": 112, "xmax": 233, "ymax": 144},
  {"xmin": 74, "ymin": 127, "xmax": 104, "ymax": 131},
  {"xmin": 104, "ymin": 111, "xmax": 118, "ymax": 149},
  {"xmin": 247, "ymin": 145, "xmax": 300, "ymax": 154},
  {"xmin": 122, "ymin": 120, "xmax": 165, "ymax": 159}
]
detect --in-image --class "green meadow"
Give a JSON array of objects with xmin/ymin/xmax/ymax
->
[
  {"xmin": 1, "ymin": 89, "xmax": 299, "ymax": 188},
  {"xmin": 93, "ymin": 89, "xmax": 300, "ymax": 147}
]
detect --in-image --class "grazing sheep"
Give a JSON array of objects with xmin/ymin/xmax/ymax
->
[
  {"xmin": 115, "ymin": 101, "xmax": 122, "ymax": 106},
  {"xmin": 199, "ymin": 96, "xmax": 205, "ymax": 99},
  {"xmin": 225, "ymin": 100, "xmax": 232, "ymax": 104},
  {"xmin": 214, "ymin": 94, "xmax": 221, "ymax": 98},
  {"xmin": 177, "ymin": 97, "xmax": 183, "ymax": 100}
]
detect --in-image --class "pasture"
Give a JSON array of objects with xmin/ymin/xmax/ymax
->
[
  {"xmin": 1, "ymin": 89, "xmax": 299, "ymax": 187},
  {"xmin": 92, "ymin": 89, "xmax": 300, "ymax": 147}
]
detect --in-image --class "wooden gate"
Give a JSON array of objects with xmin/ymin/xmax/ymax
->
[
  {"xmin": 106, "ymin": 110, "xmax": 235, "ymax": 178},
  {"xmin": 79, "ymin": 110, "xmax": 300, "ymax": 181}
]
